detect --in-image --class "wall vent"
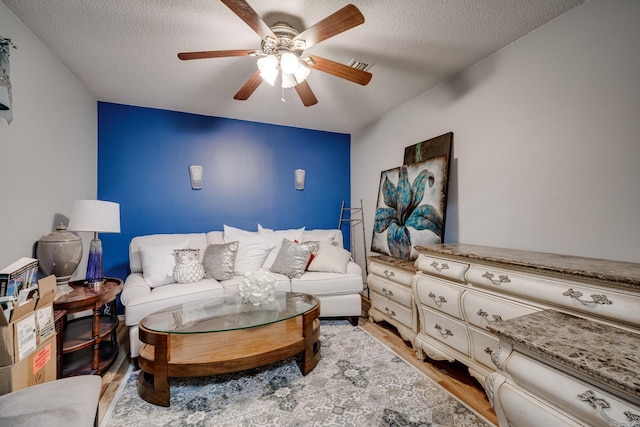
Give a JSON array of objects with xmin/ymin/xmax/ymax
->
[{"xmin": 348, "ymin": 58, "xmax": 373, "ymax": 72}]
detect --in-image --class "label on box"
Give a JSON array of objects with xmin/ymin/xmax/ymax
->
[
  {"xmin": 15, "ymin": 314, "xmax": 37, "ymax": 360},
  {"xmin": 32, "ymin": 343, "xmax": 51, "ymax": 373},
  {"xmin": 36, "ymin": 306, "xmax": 54, "ymax": 342}
]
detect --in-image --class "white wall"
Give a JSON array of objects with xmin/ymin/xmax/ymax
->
[
  {"xmin": 352, "ymin": 0, "xmax": 640, "ymax": 266},
  {"xmin": 0, "ymin": 2, "xmax": 97, "ymax": 276}
]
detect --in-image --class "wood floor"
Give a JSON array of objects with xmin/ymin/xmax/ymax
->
[{"xmin": 97, "ymin": 314, "xmax": 497, "ymax": 426}]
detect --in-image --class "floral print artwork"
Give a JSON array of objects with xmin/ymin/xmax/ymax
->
[{"xmin": 372, "ymin": 156, "xmax": 448, "ymax": 260}]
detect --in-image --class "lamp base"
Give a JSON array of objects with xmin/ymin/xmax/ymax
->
[{"xmin": 86, "ymin": 238, "xmax": 104, "ymax": 284}]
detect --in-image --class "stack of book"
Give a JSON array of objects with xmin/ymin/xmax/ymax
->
[{"xmin": 0, "ymin": 258, "xmax": 39, "ymax": 320}]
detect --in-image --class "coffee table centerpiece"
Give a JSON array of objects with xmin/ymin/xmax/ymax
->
[
  {"xmin": 137, "ymin": 291, "xmax": 320, "ymax": 406},
  {"xmin": 238, "ymin": 268, "xmax": 278, "ymax": 306}
]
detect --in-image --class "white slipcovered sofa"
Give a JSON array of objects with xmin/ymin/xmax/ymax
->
[{"xmin": 121, "ymin": 226, "xmax": 363, "ymax": 358}]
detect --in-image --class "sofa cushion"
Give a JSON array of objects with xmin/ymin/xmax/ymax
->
[
  {"xmin": 257, "ymin": 225, "xmax": 305, "ymax": 269},
  {"xmin": 307, "ymin": 242, "xmax": 352, "ymax": 273},
  {"xmin": 129, "ymin": 233, "xmax": 208, "ymax": 273},
  {"xmin": 203, "ymin": 241, "xmax": 238, "ymax": 281},
  {"xmin": 139, "ymin": 240, "xmax": 190, "ymax": 287},
  {"xmin": 223, "ymin": 225, "xmax": 275, "ymax": 274},
  {"xmin": 270, "ymin": 239, "xmax": 318, "ymax": 279},
  {"xmin": 123, "ymin": 274, "xmax": 225, "ymax": 325}
]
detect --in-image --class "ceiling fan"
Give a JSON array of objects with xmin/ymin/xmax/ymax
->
[{"xmin": 178, "ymin": 0, "xmax": 372, "ymax": 107}]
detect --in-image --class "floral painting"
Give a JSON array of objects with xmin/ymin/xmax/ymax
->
[{"xmin": 371, "ymin": 155, "xmax": 449, "ymax": 260}]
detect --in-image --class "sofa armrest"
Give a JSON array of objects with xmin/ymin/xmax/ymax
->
[
  {"xmin": 346, "ymin": 260, "xmax": 362, "ymax": 275},
  {"xmin": 120, "ymin": 272, "xmax": 151, "ymax": 307}
]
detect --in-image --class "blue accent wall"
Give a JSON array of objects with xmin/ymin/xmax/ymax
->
[{"xmin": 97, "ymin": 102, "xmax": 350, "ymax": 280}]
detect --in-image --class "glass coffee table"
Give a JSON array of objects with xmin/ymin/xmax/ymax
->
[{"xmin": 137, "ymin": 292, "xmax": 320, "ymax": 406}]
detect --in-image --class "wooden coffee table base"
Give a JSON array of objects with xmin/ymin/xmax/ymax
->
[{"xmin": 137, "ymin": 305, "xmax": 320, "ymax": 407}]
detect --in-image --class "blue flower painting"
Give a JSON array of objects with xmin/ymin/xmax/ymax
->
[{"xmin": 371, "ymin": 156, "xmax": 448, "ymax": 260}]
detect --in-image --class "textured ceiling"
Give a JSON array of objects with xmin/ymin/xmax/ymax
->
[{"xmin": 3, "ymin": 0, "xmax": 584, "ymax": 133}]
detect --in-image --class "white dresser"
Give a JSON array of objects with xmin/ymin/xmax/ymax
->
[
  {"xmin": 367, "ymin": 255, "xmax": 421, "ymax": 357},
  {"xmin": 487, "ymin": 310, "xmax": 640, "ymax": 427},
  {"xmin": 411, "ymin": 243, "xmax": 640, "ymax": 424}
]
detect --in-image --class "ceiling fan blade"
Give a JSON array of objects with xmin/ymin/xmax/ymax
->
[
  {"xmin": 306, "ymin": 55, "xmax": 372, "ymax": 86},
  {"xmin": 293, "ymin": 4, "xmax": 364, "ymax": 49},
  {"xmin": 294, "ymin": 81, "xmax": 318, "ymax": 107},
  {"xmin": 178, "ymin": 49, "xmax": 257, "ymax": 60},
  {"xmin": 234, "ymin": 70, "xmax": 263, "ymax": 100},
  {"xmin": 220, "ymin": 0, "xmax": 276, "ymax": 40}
]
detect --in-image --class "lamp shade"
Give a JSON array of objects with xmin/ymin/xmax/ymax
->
[{"xmin": 68, "ymin": 200, "xmax": 121, "ymax": 233}]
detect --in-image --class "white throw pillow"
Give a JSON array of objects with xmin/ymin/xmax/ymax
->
[
  {"xmin": 223, "ymin": 225, "xmax": 275, "ymax": 275},
  {"xmin": 258, "ymin": 224, "xmax": 305, "ymax": 269},
  {"xmin": 301, "ymin": 229, "xmax": 339, "ymax": 246},
  {"xmin": 139, "ymin": 240, "xmax": 190, "ymax": 287},
  {"xmin": 307, "ymin": 242, "xmax": 351, "ymax": 274}
]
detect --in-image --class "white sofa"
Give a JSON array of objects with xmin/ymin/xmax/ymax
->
[{"xmin": 121, "ymin": 228, "xmax": 364, "ymax": 358}]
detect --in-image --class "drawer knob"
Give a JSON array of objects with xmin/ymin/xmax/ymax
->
[
  {"xmin": 482, "ymin": 271, "xmax": 511, "ymax": 285},
  {"xmin": 563, "ymin": 288, "xmax": 613, "ymax": 305},
  {"xmin": 434, "ymin": 324, "xmax": 454, "ymax": 337},
  {"xmin": 484, "ymin": 347, "xmax": 493, "ymax": 355},
  {"xmin": 428, "ymin": 292, "xmax": 447, "ymax": 305},
  {"xmin": 430, "ymin": 261, "xmax": 449, "ymax": 272},
  {"xmin": 382, "ymin": 287, "xmax": 394, "ymax": 297},
  {"xmin": 383, "ymin": 269, "xmax": 395, "ymax": 279},
  {"xmin": 384, "ymin": 307, "xmax": 396, "ymax": 316},
  {"xmin": 578, "ymin": 390, "xmax": 640, "ymax": 426}
]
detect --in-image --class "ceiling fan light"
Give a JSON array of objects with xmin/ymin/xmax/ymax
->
[
  {"xmin": 257, "ymin": 55, "xmax": 278, "ymax": 86},
  {"xmin": 281, "ymin": 72, "xmax": 297, "ymax": 89},
  {"xmin": 280, "ymin": 52, "xmax": 299, "ymax": 75},
  {"xmin": 293, "ymin": 62, "xmax": 310, "ymax": 83}
]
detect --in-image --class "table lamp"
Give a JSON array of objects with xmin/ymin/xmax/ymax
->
[{"xmin": 68, "ymin": 200, "xmax": 121, "ymax": 285}]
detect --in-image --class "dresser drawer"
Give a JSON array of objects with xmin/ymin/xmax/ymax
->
[
  {"xmin": 414, "ymin": 274, "xmax": 465, "ymax": 320},
  {"xmin": 371, "ymin": 293, "xmax": 413, "ymax": 327},
  {"xmin": 369, "ymin": 261, "xmax": 414, "ymax": 287},
  {"xmin": 468, "ymin": 326, "xmax": 500, "ymax": 369},
  {"xmin": 420, "ymin": 307, "xmax": 469, "ymax": 356},
  {"xmin": 462, "ymin": 289, "xmax": 540, "ymax": 329},
  {"xmin": 503, "ymin": 351, "xmax": 640, "ymax": 427},
  {"xmin": 467, "ymin": 265, "xmax": 640, "ymax": 327},
  {"xmin": 494, "ymin": 380, "xmax": 585, "ymax": 427},
  {"xmin": 368, "ymin": 275, "xmax": 413, "ymax": 307},
  {"xmin": 414, "ymin": 254, "xmax": 469, "ymax": 282}
]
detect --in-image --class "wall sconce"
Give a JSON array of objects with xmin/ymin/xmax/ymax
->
[
  {"xmin": 189, "ymin": 165, "xmax": 203, "ymax": 190},
  {"xmin": 294, "ymin": 169, "xmax": 306, "ymax": 191}
]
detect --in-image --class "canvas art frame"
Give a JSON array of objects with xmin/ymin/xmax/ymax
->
[{"xmin": 371, "ymin": 133, "xmax": 452, "ymax": 261}]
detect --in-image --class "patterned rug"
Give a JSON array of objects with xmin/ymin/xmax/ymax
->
[{"xmin": 102, "ymin": 321, "xmax": 492, "ymax": 427}]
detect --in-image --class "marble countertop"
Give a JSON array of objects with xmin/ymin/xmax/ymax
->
[
  {"xmin": 487, "ymin": 309, "xmax": 640, "ymax": 401},
  {"xmin": 368, "ymin": 254, "xmax": 418, "ymax": 273},
  {"xmin": 415, "ymin": 243, "xmax": 640, "ymax": 290}
]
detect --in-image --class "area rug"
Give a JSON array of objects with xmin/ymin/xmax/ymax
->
[{"xmin": 102, "ymin": 321, "xmax": 492, "ymax": 427}]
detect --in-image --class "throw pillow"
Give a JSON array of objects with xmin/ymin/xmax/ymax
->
[
  {"xmin": 301, "ymin": 229, "xmax": 339, "ymax": 246},
  {"xmin": 223, "ymin": 225, "xmax": 275, "ymax": 275},
  {"xmin": 173, "ymin": 249, "xmax": 205, "ymax": 284},
  {"xmin": 203, "ymin": 241, "xmax": 239, "ymax": 281},
  {"xmin": 139, "ymin": 240, "xmax": 190, "ymax": 287},
  {"xmin": 270, "ymin": 239, "xmax": 318, "ymax": 279},
  {"xmin": 306, "ymin": 242, "xmax": 351, "ymax": 274},
  {"xmin": 257, "ymin": 224, "xmax": 305, "ymax": 269}
]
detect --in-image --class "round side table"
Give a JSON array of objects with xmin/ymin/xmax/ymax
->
[{"xmin": 53, "ymin": 278, "xmax": 123, "ymax": 377}]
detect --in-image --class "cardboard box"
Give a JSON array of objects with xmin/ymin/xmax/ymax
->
[
  {"xmin": 0, "ymin": 275, "xmax": 57, "ymax": 367},
  {"xmin": 0, "ymin": 336, "xmax": 56, "ymax": 395}
]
